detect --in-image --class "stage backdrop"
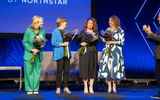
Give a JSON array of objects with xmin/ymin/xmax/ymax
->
[
  {"xmin": 0, "ymin": 0, "xmax": 160, "ymax": 79},
  {"xmin": 0, "ymin": 0, "xmax": 91, "ymax": 33},
  {"xmin": 96, "ymin": 0, "xmax": 160, "ymax": 78}
]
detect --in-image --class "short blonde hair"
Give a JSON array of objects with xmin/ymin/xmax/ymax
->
[
  {"xmin": 56, "ymin": 17, "xmax": 67, "ymax": 27},
  {"xmin": 30, "ymin": 16, "xmax": 43, "ymax": 31}
]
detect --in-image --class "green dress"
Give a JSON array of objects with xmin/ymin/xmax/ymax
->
[{"xmin": 23, "ymin": 28, "xmax": 45, "ymax": 91}]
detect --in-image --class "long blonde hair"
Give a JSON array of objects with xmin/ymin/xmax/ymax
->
[{"xmin": 30, "ymin": 16, "xmax": 43, "ymax": 32}]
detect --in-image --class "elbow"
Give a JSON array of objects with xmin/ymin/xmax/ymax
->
[
  {"xmin": 121, "ymin": 41, "xmax": 125, "ymax": 45},
  {"xmin": 52, "ymin": 42, "xmax": 60, "ymax": 47}
]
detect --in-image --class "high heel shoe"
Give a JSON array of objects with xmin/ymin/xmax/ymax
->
[
  {"xmin": 89, "ymin": 87, "xmax": 94, "ymax": 94},
  {"xmin": 113, "ymin": 87, "xmax": 117, "ymax": 94},
  {"xmin": 108, "ymin": 91, "xmax": 111, "ymax": 94},
  {"xmin": 113, "ymin": 91, "xmax": 117, "ymax": 94},
  {"xmin": 84, "ymin": 86, "xmax": 88, "ymax": 94},
  {"xmin": 108, "ymin": 87, "xmax": 112, "ymax": 94}
]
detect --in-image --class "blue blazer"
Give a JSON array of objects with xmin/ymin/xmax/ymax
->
[{"xmin": 51, "ymin": 28, "xmax": 71, "ymax": 61}]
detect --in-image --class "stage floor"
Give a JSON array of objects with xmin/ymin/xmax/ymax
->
[{"xmin": 0, "ymin": 85, "xmax": 159, "ymax": 100}]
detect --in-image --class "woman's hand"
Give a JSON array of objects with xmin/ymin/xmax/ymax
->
[
  {"xmin": 81, "ymin": 42, "xmax": 88, "ymax": 46},
  {"xmin": 107, "ymin": 41, "xmax": 116, "ymax": 45},
  {"xmin": 41, "ymin": 44, "xmax": 45, "ymax": 48},
  {"xmin": 59, "ymin": 42, "xmax": 69, "ymax": 46},
  {"xmin": 74, "ymin": 29, "xmax": 79, "ymax": 34},
  {"xmin": 31, "ymin": 49, "xmax": 39, "ymax": 54},
  {"xmin": 64, "ymin": 42, "xmax": 69, "ymax": 46},
  {"xmin": 72, "ymin": 29, "xmax": 79, "ymax": 40}
]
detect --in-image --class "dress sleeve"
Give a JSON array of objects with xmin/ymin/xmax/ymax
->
[
  {"xmin": 96, "ymin": 31, "xmax": 102, "ymax": 43},
  {"xmin": 76, "ymin": 31, "xmax": 84, "ymax": 46},
  {"xmin": 116, "ymin": 29, "xmax": 125, "ymax": 46}
]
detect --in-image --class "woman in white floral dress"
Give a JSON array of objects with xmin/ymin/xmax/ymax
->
[{"xmin": 98, "ymin": 16, "xmax": 126, "ymax": 94}]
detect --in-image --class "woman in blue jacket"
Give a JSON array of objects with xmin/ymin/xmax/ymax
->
[{"xmin": 51, "ymin": 17, "xmax": 72, "ymax": 94}]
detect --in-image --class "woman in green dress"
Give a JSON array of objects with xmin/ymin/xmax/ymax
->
[{"xmin": 23, "ymin": 16, "xmax": 45, "ymax": 95}]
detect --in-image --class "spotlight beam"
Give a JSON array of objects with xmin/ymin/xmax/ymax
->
[{"xmin": 134, "ymin": 0, "xmax": 154, "ymax": 58}]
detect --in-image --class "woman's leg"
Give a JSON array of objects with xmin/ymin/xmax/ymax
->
[
  {"xmin": 56, "ymin": 58, "xmax": 64, "ymax": 94},
  {"xmin": 63, "ymin": 58, "xmax": 70, "ymax": 88},
  {"xmin": 107, "ymin": 78, "xmax": 112, "ymax": 93},
  {"xmin": 89, "ymin": 78, "xmax": 94, "ymax": 94},
  {"xmin": 113, "ymin": 78, "xmax": 117, "ymax": 93},
  {"xmin": 83, "ymin": 78, "xmax": 88, "ymax": 94},
  {"xmin": 24, "ymin": 61, "xmax": 34, "ymax": 94},
  {"xmin": 33, "ymin": 56, "xmax": 42, "ymax": 93},
  {"xmin": 63, "ymin": 58, "xmax": 71, "ymax": 93}
]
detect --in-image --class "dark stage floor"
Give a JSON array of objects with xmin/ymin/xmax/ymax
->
[{"xmin": 0, "ymin": 84, "xmax": 159, "ymax": 100}]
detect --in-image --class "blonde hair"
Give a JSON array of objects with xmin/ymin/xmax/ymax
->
[
  {"xmin": 30, "ymin": 16, "xmax": 43, "ymax": 31},
  {"xmin": 56, "ymin": 17, "xmax": 67, "ymax": 27}
]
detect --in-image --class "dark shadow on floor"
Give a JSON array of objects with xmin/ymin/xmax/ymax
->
[
  {"xmin": 91, "ymin": 93, "xmax": 126, "ymax": 100},
  {"xmin": 14, "ymin": 94, "xmax": 46, "ymax": 100},
  {"xmin": 56, "ymin": 94, "xmax": 84, "ymax": 99}
]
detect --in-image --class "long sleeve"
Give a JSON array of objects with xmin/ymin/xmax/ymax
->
[
  {"xmin": 116, "ymin": 29, "xmax": 125, "ymax": 46},
  {"xmin": 76, "ymin": 31, "xmax": 84, "ymax": 46},
  {"xmin": 23, "ymin": 29, "xmax": 33, "ymax": 52},
  {"xmin": 40, "ymin": 29, "xmax": 46, "ymax": 52},
  {"xmin": 101, "ymin": 37, "xmax": 106, "ymax": 43},
  {"xmin": 42, "ymin": 29, "xmax": 46, "ymax": 40},
  {"xmin": 96, "ymin": 31, "xmax": 102, "ymax": 43},
  {"xmin": 51, "ymin": 30, "xmax": 61, "ymax": 47},
  {"xmin": 147, "ymin": 32, "xmax": 160, "ymax": 43}
]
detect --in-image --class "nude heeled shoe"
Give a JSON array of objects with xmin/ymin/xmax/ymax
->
[
  {"xmin": 84, "ymin": 86, "xmax": 88, "ymax": 94},
  {"xmin": 89, "ymin": 87, "xmax": 94, "ymax": 94}
]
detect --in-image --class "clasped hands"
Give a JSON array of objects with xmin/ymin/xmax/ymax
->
[
  {"xmin": 31, "ymin": 45, "xmax": 45, "ymax": 54},
  {"xmin": 80, "ymin": 42, "xmax": 88, "ymax": 46},
  {"xmin": 31, "ymin": 49, "xmax": 39, "ymax": 54},
  {"xmin": 143, "ymin": 25, "xmax": 152, "ymax": 35},
  {"xmin": 80, "ymin": 41, "xmax": 116, "ymax": 46}
]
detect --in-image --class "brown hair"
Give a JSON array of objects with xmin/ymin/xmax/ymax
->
[
  {"xmin": 30, "ymin": 16, "xmax": 43, "ymax": 32},
  {"xmin": 110, "ymin": 16, "xmax": 120, "ymax": 28},
  {"xmin": 84, "ymin": 18, "xmax": 98, "ymax": 32},
  {"xmin": 56, "ymin": 17, "xmax": 67, "ymax": 27}
]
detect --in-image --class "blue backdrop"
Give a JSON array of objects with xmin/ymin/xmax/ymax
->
[
  {"xmin": 0, "ymin": 0, "xmax": 91, "ymax": 33},
  {"xmin": 96, "ymin": 0, "xmax": 160, "ymax": 78},
  {"xmin": 0, "ymin": 0, "xmax": 160, "ymax": 78}
]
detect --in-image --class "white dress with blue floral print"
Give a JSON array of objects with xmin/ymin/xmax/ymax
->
[{"xmin": 98, "ymin": 27, "xmax": 126, "ymax": 80}]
